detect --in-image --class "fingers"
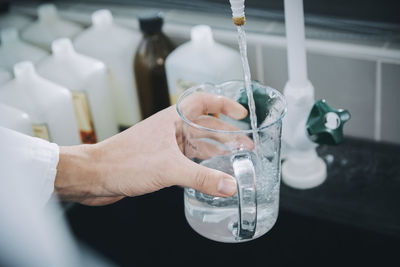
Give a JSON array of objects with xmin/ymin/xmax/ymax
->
[
  {"xmin": 171, "ymin": 92, "xmax": 251, "ymax": 197},
  {"xmin": 182, "ymin": 93, "xmax": 248, "ymax": 120},
  {"xmin": 189, "ymin": 115, "xmax": 255, "ymax": 150},
  {"xmin": 194, "ymin": 115, "xmax": 240, "ymax": 131},
  {"xmin": 183, "ymin": 139, "xmax": 229, "ymax": 160},
  {"xmin": 170, "ymin": 155, "xmax": 237, "ymax": 197}
]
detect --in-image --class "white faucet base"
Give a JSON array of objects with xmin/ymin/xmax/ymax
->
[{"xmin": 282, "ymin": 149, "xmax": 327, "ymax": 189}]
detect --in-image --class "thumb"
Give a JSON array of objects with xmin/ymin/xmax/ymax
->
[{"xmin": 172, "ymin": 156, "xmax": 237, "ymax": 197}]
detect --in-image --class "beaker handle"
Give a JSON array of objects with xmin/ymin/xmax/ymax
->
[{"xmin": 232, "ymin": 151, "xmax": 257, "ymax": 240}]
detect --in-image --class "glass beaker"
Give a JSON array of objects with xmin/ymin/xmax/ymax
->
[{"xmin": 177, "ymin": 80, "xmax": 287, "ymax": 243}]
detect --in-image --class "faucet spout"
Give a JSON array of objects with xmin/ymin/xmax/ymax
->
[{"xmin": 229, "ymin": 0, "xmax": 245, "ymax": 25}]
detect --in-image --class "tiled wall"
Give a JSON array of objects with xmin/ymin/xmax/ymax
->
[
  {"xmin": 13, "ymin": 3, "xmax": 400, "ymax": 144},
  {"xmin": 308, "ymin": 54, "xmax": 376, "ymax": 140}
]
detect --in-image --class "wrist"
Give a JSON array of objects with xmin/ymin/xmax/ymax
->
[{"xmin": 55, "ymin": 144, "xmax": 103, "ymax": 202}]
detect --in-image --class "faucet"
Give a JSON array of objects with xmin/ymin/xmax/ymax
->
[
  {"xmin": 228, "ymin": 0, "xmax": 350, "ymax": 189},
  {"xmin": 281, "ymin": 0, "xmax": 350, "ymax": 189}
]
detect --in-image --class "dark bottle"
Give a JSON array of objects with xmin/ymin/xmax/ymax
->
[{"xmin": 134, "ymin": 13, "xmax": 174, "ymax": 119}]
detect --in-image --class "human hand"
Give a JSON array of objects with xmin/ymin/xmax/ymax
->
[{"xmin": 55, "ymin": 93, "xmax": 250, "ymax": 206}]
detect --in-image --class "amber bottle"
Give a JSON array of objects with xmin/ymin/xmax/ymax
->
[{"xmin": 134, "ymin": 13, "xmax": 174, "ymax": 119}]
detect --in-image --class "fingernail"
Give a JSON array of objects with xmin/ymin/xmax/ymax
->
[
  {"xmin": 218, "ymin": 177, "xmax": 237, "ymax": 196},
  {"xmin": 231, "ymin": 108, "xmax": 247, "ymax": 120}
]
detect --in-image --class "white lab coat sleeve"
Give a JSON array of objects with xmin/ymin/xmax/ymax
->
[
  {"xmin": 0, "ymin": 127, "xmax": 113, "ymax": 267},
  {"xmin": 0, "ymin": 126, "xmax": 59, "ymax": 207}
]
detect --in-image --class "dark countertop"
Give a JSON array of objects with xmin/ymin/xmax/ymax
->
[
  {"xmin": 66, "ymin": 137, "xmax": 400, "ymax": 266},
  {"xmin": 281, "ymin": 137, "xmax": 400, "ymax": 237}
]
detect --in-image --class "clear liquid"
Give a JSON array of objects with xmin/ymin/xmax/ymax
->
[
  {"xmin": 237, "ymin": 26, "xmax": 261, "ymax": 155},
  {"xmin": 184, "ymin": 24, "xmax": 281, "ymax": 243},
  {"xmin": 184, "ymin": 155, "xmax": 280, "ymax": 242}
]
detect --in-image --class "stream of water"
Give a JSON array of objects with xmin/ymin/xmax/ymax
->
[{"xmin": 236, "ymin": 26, "xmax": 260, "ymax": 154}]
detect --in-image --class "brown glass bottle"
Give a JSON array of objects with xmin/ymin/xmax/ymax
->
[{"xmin": 134, "ymin": 13, "xmax": 175, "ymax": 119}]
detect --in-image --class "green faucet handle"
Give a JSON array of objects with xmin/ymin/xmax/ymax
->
[
  {"xmin": 237, "ymin": 82, "xmax": 276, "ymax": 126},
  {"xmin": 306, "ymin": 99, "xmax": 351, "ymax": 145}
]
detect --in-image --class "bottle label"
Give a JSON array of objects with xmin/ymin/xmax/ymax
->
[
  {"xmin": 170, "ymin": 79, "xmax": 197, "ymax": 105},
  {"xmin": 71, "ymin": 91, "xmax": 97, "ymax": 144},
  {"xmin": 32, "ymin": 124, "xmax": 50, "ymax": 141}
]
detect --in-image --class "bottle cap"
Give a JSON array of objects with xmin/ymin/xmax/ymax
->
[
  {"xmin": 92, "ymin": 9, "xmax": 113, "ymax": 27},
  {"xmin": 138, "ymin": 12, "xmax": 163, "ymax": 34},
  {"xmin": 191, "ymin": 25, "xmax": 214, "ymax": 46},
  {"xmin": 38, "ymin": 3, "xmax": 58, "ymax": 23},
  {"xmin": 14, "ymin": 61, "xmax": 37, "ymax": 80},
  {"xmin": 52, "ymin": 38, "xmax": 76, "ymax": 56}
]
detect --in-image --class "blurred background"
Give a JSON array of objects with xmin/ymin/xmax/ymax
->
[
  {"xmin": 1, "ymin": 0, "xmax": 400, "ymax": 266},
  {"xmin": 2, "ymin": 0, "xmax": 399, "ymax": 142}
]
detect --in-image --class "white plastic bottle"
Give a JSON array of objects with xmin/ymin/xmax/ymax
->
[
  {"xmin": 0, "ymin": 61, "xmax": 80, "ymax": 145},
  {"xmin": 0, "ymin": 68, "xmax": 11, "ymax": 85},
  {"xmin": 0, "ymin": 103, "xmax": 33, "ymax": 136},
  {"xmin": 165, "ymin": 25, "xmax": 243, "ymax": 104},
  {"xmin": 21, "ymin": 3, "xmax": 83, "ymax": 51},
  {"xmin": 74, "ymin": 9, "xmax": 141, "ymax": 130},
  {"xmin": 37, "ymin": 38, "xmax": 118, "ymax": 141},
  {"xmin": 0, "ymin": 28, "xmax": 49, "ymax": 72}
]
